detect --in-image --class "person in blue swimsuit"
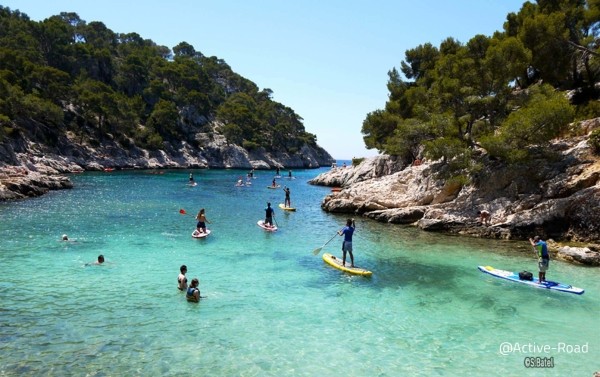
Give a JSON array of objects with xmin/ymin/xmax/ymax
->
[
  {"xmin": 265, "ymin": 202, "xmax": 275, "ymax": 227},
  {"xmin": 186, "ymin": 278, "xmax": 201, "ymax": 302},
  {"xmin": 338, "ymin": 218, "xmax": 355, "ymax": 267},
  {"xmin": 530, "ymin": 236, "xmax": 549, "ymax": 283}
]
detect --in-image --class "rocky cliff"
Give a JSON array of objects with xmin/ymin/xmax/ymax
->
[
  {"xmin": 309, "ymin": 125, "xmax": 600, "ymax": 266},
  {"xmin": 0, "ymin": 121, "xmax": 334, "ymax": 201}
]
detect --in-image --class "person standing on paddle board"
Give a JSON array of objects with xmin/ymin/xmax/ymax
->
[
  {"xmin": 189, "ymin": 173, "xmax": 194, "ymax": 184},
  {"xmin": 530, "ymin": 236, "xmax": 549, "ymax": 283},
  {"xmin": 195, "ymin": 208, "xmax": 210, "ymax": 233},
  {"xmin": 288, "ymin": 170, "xmax": 292, "ymax": 178},
  {"xmin": 178, "ymin": 265, "xmax": 188, "ymax": 291},
  {"xmin": 265, "ymin": 202, "xmax": 275, "ymax": 227},
  {"xmin": 338, "ymin": 218, "xmax": 355, "ymax": 267},
  {"xmin": 283, "ymin": 186, "xmax": 291, "ymax": 207}
]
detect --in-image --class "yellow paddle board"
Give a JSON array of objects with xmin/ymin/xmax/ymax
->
[
  {"xmin": 322, "ymin": 253, "xmax": 372, "ymax": 276},
  {"xmin": 278, "ymin": 203, "xmax": 296, "ymax": 211}
]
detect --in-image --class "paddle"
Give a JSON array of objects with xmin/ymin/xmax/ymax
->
[
  {"xmin": 272, "ymin": 214, "xmax": 279, "ymax": 228},
  {"xmin": 312, "ymin": 232, "xmax": 339, "ymax": 255}
]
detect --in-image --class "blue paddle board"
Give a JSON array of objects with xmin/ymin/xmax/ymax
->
[{"xmin": 477, "ymin": 266, "xmax": 584, "ymax": 295}]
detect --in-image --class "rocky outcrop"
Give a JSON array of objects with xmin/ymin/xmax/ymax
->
[
  {"xmin": 0, "ymin": 166, "xmax": 73, "ymax": 201},
  {"xmin": 553, "ymin": 244, "xmax": 600, "ymax": 266},
  {"xmin": 310, "ymin": 135, "xmax": 600, "ymax": 266}
]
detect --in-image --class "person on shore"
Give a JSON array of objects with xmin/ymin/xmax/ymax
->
[
  {"xmin": 178, "ymin": 265, "xmax": 188, "ymax": 291},
  {"xmin": 265, "ymin": 202, "xmax": 275, "ymax": 227},
  {"xmin": 283, "ymin": 186, "xmax": 291, "ymax": 207},
  {"xmin": 477, "ymin": 210, "xmax": 491, "ymax": 226},
  {"xmin": 186, "ymin": 278, "xmax": 201, "ymax": 302},
  {"xmin": 338, "ymin": 218, "xmax": 355, "ymax": 267},
  {"xmin": 195, "ymin": 209, "xmax": 211, "ymax": 233},
  {"xmin": 530, "ymin": 236, "xmax": 549, "ymax": 283}
]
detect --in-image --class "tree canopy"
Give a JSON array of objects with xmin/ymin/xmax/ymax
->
[
  {"xmin": 0, "ymin": 7, "xmax": 316, "ymax": 153},
  {"xmin": 362, "ymin": 0, "xmax": 600, "ymax": 176}
]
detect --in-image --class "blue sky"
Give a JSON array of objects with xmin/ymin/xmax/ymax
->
[{"xmin": 3, "ymin": 0, "xmax": 526, "ymax": 159}]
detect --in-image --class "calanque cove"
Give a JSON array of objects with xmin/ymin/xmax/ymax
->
[{"xmin": 2, "ymin": 118, "xmax": 600, "ymax": 267}]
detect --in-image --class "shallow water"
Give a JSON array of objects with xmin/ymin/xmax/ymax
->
[{"xmin": 1, "ymin": 168, "xmax": 598, "ymax": 376}]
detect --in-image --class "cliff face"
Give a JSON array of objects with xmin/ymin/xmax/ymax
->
[
  {"xmin": 0, "ymin": 120, "xmax": 334, "ymax": 200},
  {"xmin": 309, "ymin": 130, "xmax": 600, "ymax": 266}
]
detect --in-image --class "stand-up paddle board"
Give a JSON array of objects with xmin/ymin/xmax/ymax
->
[
  {"xmin": 322, "ymin": 253, "xmax": 372, "ymax": 276},
  {"xmin": 477, "ymin": 265, "xmax": 584, "ymax": 295},
  {"xmin": 278, "ymin": 203, "xmax": 296, "ymax": 211},
  {"xmin": 267, "ymin": 185, "xmax": 281, "ymax": 189},
  {"xmin": 192, "ymin": 229, "xmax": 211, "ymax": 238},
  {"xmin": 257, "ymin": 220, "xmax": 277, "ymax": 231}
]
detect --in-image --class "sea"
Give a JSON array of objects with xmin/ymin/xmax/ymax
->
[{"xmin": 0, "ymin": 164, "xmax": 598, "ymax": 376}]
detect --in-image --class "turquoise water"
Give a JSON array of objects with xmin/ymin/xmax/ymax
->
[{"xmin": 1, "ymin": 168, "xmax": 598, "ymax": 376}]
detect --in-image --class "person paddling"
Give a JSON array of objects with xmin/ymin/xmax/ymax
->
[
  {"xmin": 195, "ymin": 208, "xmax": 211, "ymax": 234},
  {"xmin": 265, "ymin": 202, "xmax": 275, "ymax": 228},
  {"xmin": 338, "ymin": 218, "xmax": 355, "ymax": 267},
  {"xmin": 530, "ymin": 236, "xmax": 549, "ymax": 283},
  {"xmin": 283, "ymin": 186, "xmax": 291, "ymax": 207}
]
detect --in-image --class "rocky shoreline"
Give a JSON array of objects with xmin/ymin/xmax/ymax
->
[
  {"xmin": 0, "ymin": 128, "xmax": 335, "ymax": 201},
  {"xmin": 309, "ymin": 137, "xmax": 600, "ymax": 266}
]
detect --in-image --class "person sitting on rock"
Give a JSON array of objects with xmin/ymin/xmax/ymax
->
[{"xmin": 477, "ymin": 210, "xmax": 491, "ymax": 226}]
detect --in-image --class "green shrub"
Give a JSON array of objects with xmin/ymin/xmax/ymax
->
[
  {"xmin": 242, "ymin": 140, "xmax": 259, "ymax": 150},
  {"xmin": 589, "ymin": 129, "xmax": 600, "ymax": 154},
  {"xmin": 352, "ymin": 157, "xmax": 364, "ymax": 166},
  {"xmin": 146, "ymin": 133, "xmax": 164, "ymax": 150},
  {"xmin": 574, "ymin": 100, "xmax": 600, "ymax": 123}
]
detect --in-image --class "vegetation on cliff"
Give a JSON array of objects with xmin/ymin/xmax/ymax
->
[
  {"xmin": 0, "ymin": 7, "xmax": 319, "ymax": 158},
  {"xmin": 362, "ymin": 0, "xmax": 600, "ymax": 176}
]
